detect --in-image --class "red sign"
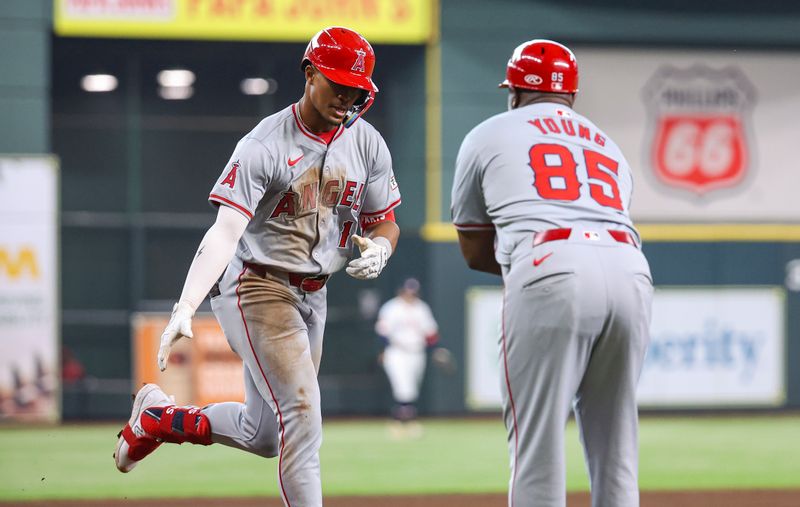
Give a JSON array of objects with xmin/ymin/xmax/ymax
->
[
  {"xmin": 644, "ymin": 65, "xmax": 756, "ymax": 196},
  {"xmin": 652, "ymin": 114, "xmax": 747, "ymax": 193}
]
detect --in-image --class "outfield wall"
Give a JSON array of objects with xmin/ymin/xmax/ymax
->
[
  {"xmin": 430, "ymin": 241, "xmax": 800, "ymax": 413},
  {"xmin": 1, "ymin": 1, "xmax": 799, "ymax": 419}
]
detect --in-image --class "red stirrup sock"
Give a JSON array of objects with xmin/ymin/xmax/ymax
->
[{"xmin": 140, "ymin": 405, "xmax": 213, "ymax": 445}]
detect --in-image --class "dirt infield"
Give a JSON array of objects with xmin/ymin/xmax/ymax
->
[{"xmin": 4, "ymin": 490, "xmax": 800, "ymax": 507}]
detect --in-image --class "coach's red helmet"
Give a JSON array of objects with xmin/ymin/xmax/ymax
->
[
  {"xmin": 499, "ymin": 39, "xmax": 578, "ymax": 93},
  {"xmin": 301, "ymin": 26, "xmax": 379, "ymax": 94}
]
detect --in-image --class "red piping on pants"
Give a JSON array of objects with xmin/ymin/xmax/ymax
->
[
  {"xmin": 501, "ymin": 287, "xmax": 518, "ymax": 507},
  {"xmin": 236, "ymin": 266, "xmax": 292, "ymax": 507}
]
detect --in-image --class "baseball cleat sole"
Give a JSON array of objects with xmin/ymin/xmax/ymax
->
[{"xmin": 114, "ymin": 383, "xmax": 171, "ymax": 473}]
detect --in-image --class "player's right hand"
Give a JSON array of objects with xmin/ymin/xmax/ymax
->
[
  {"xmin": 157, "ymin": 301, "xmax": 195, "ymax": 372},
  {"xmin": 346, "ymin": 234, "xmax": 389, "ymax": 280}
]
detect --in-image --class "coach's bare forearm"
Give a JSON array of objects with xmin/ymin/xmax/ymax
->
[
  {"xmin": 456, "ymin": 229, "xmax": 501, "ymax": 276},
  {"xmin": 464, "ymin": 251, "xmax": 502, "ymax": 275}
]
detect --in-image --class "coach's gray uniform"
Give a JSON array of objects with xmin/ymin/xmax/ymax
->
[
  {"xmin": 202, "ymin": 103, "xmax": 400, "ymax": 507},
  {"xmin": 451, "ymin": 102, "xmax": 653, "ymax": 507}
]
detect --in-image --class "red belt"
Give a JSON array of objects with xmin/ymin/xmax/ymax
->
[
  {"xmin": 533, "ymin": 228, "xmax": 637, "ymax": 247},
  {"xmin": 244, "ymin": 262, "xmax": 329, "ymax": 292}
]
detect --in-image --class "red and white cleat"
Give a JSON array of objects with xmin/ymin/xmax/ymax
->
[{"xmin": 114, "ymin": 383, "xmax": 174, "ymax": 473}]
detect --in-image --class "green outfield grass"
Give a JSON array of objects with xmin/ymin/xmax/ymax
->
[{"xmin": 1, "ymin": 415, "xmax": 799, "ymax": 501}]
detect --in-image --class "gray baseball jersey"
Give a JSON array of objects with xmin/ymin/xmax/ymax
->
[
  {"xmin": 452, "ymin": 102, "xmax": 653, "ymax": 507},
  {"xmin": 202, "ymin": 103, "xmax": 400, "ymax": 507},
  {"xmin": 452, "ymin": 102, "xmax": 638, "ymax": 266},
  {"xmin": 209, "ymin": 103, "xmax": 401, "ymax": 274}
]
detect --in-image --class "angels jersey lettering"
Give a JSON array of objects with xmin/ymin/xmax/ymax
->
[{"xmin": 209, "ymin": 104, "xmax": 401, "ymax": 275}]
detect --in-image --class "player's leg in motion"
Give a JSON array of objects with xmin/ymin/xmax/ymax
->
[
  {"xmin": 572, "ymin": 246, "xmax": 652, "ymax": 507},
  {"xmin": 114, "ymin": 383, "xmax": 213, "ymax": 474},
  {"xmin": 114, "ymin": 264, "xmax": 327, "ymax": 507},
  {"xmin": 500, "ymin": 242, "xmax": 609, "ymax": 507},
  {"xmin": 115, "ymin": 370, "xmax": 281, "ymax": 473},
  {"xmin": 209, "ymin": 263, "xmax": 326, "ymax": 507},
  {"xmin": 201, "ymin": 365, "xmax": 280, "ymax": 458}
]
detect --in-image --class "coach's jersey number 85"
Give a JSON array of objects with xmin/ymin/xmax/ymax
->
[{"xmin": 528, "ymin": 143, "xmax": 623, "ymax": 211}]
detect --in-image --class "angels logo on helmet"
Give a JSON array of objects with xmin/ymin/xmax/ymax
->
[{"xmin": 352, "ymin": 49, "xmax": 367, "ymax": 72}]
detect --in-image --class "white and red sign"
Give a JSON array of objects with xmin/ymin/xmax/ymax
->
[
  {"xmin": 643, "ymin": 65, "xmax": 755, "ymax": 196},
  {"xmin": 576, "ymin": 49, "xmax": 800, "ymax": 221}
]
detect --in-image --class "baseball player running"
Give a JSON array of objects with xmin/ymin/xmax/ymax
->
[
  {"xmin": 451, "ymin": 40, "xmax": 653, "ymax": 507},
  {"xmin": 113, "ymin": 27, "xmax": 401, "ymax": 507}
]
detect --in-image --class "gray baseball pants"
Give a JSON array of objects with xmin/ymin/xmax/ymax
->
[
  {"xmin": 204, "ymin": 256, "xmax": 328, "ymax": 507},
  {"xmin": 500, "ymin": 230, "xmax": 653, "ymax": 507}
]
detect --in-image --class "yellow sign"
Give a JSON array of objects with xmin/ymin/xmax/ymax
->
[
  {"xmin": 54, "ymin": 0, "xmax": 434, "ymax": 44},
  {"xmin": 0, "ymin": 246, "xmax": 40, "ymax": 280}
]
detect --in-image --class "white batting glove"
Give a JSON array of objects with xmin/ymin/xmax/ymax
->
[
  {"xmin": 157, "ymin": 301, "xmax": 195, "ymax": 372},
  {"xmin": 346, "ymin": 235, "xmax": 390, "ymax": 280}
]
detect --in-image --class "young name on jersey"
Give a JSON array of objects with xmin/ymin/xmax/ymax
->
[{"xmin": 527, "ymin": 117, "xmax": 606, "ymax": 148}]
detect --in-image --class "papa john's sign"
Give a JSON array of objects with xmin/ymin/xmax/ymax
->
[{"xmin": 643, "ymin": 65, "xmax": 756, "ymax": 196}]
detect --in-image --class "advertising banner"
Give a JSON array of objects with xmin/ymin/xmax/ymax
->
[
  {"xmin": 54, "ymin": 0, "xmax": 434, "ymax": 44},
  {"xmin": 638, "ymin": 287, "xmax": 785, "ymax": 407},
  {"xmin": 465, "ymin": 286, "xmax": 786, "ymax": 411},
  {"xmin": 465, "ymin": 287, "xmax": 503, "ymax": 410},
  {"xmin": 576, "ymin": 49, "xmax": 800, "ymax": 221},
  {"xmin": 133, "ymin": 313, "xmax": 244, "ymax": 407},
  {"xmin": 0, "ymin": 157, "xmax": 60, "ymax": 423}
]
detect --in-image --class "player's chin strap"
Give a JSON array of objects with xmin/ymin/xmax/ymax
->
[{"xmin": 343, "ymin": 90, "xmax": 375, "ymax": 128}]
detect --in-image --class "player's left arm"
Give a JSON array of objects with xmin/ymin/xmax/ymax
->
[
  {"xmin": 456, "ymin": 229, "xmax": 502, "ymax": 275},
  {"xmin": 347, "ymin": 134, "xmax": 400, "ymax": 280}
]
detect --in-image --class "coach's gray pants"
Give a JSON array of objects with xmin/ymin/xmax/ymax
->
[{"xmin": 501, "ymin": 231, "xmax": 653, "ymax": 507}]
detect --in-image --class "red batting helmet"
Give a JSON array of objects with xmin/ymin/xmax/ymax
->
[
  {"xmin": 499, "ymin": 39, "xmax": 578, "ymax": 93},
  {"xmin": 301, "ymin": 26, "xmax": 378, "ymax": 127}
]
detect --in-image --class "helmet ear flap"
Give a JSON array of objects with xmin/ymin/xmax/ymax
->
[
  {"xmin": 354, "ymin": 88, "xmax": 370, "ymax": 107},
  {"xmin": 343, "ymin": 91, "xmax": 375, "ymax": 128}
]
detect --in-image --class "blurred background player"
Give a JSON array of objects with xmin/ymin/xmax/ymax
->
[
  {"xmin": 113, "ymin": 26, "xmax": 401, "ymax": 507},
  {"xmin": 451, "ymin": 39, "xmax": 653, "ymax": 507},
  {"xmin": 375, "ymin": 278, "xmax": 438, "ymax": 438}
]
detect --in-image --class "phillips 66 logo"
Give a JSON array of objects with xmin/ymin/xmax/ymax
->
[{"xmin": 643, "ymin": 65, "xmax": 756, "ymax": 196}]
